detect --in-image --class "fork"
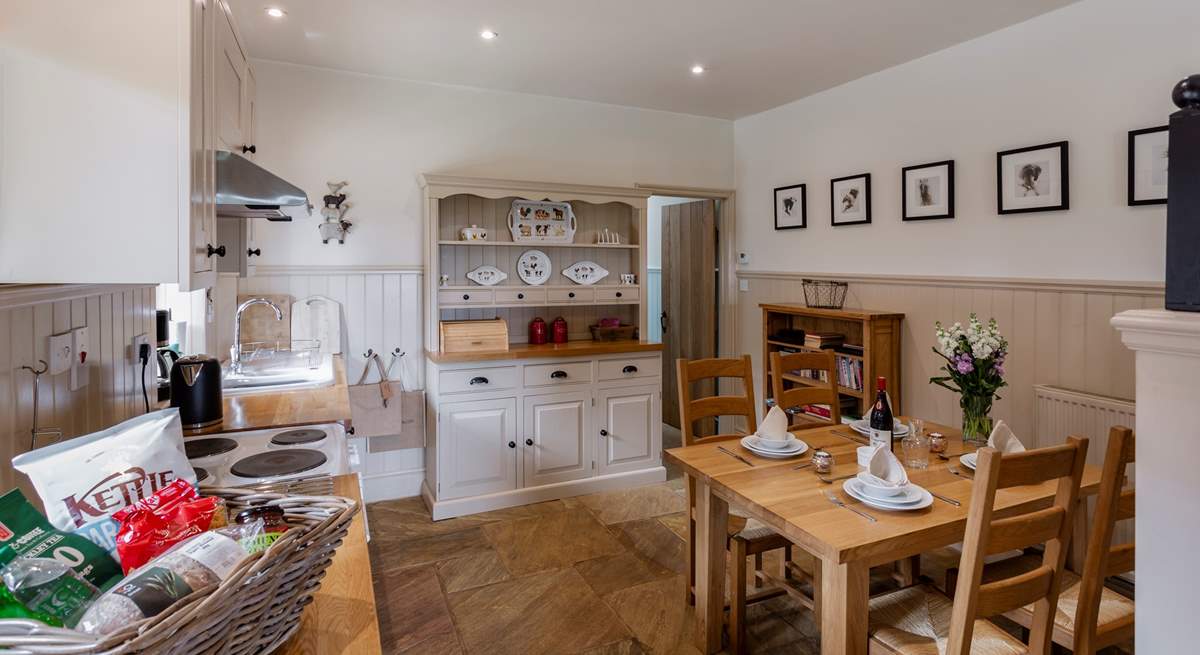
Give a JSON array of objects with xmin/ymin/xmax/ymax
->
[
  {"xmin": 817, "ymin": 472, "xmax": 856, "ymax": 484},
  {"xmin": 947, "ymin": 464, "xmax": 972, "ymax": 479},
  {"xmin": 823, "ymin": 490, "xmax": 877, "ymax": 522}
]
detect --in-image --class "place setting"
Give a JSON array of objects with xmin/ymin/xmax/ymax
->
[
  {"xmin": 958, "ymin": 420, "xmax": 1025, "ymax": 471},
  {"xmin": 738, "ymin": 405, "xmax": 810, "ymax": 460},
  {"xmin": 839, "ymin": 443, "xmax": 935, "ymax": 513}
]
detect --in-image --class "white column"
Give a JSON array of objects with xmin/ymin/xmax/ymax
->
[{"xmin": 1112, "ymin": 308, "xmax": 1200, "ymax": 653}]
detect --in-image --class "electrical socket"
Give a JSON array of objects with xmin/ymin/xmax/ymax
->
[{"xmin": 129, "ymin": 333, "xmax": 151, "ymax": 365}]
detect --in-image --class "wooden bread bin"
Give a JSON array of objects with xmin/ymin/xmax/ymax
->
[{"xmin": 440, "ymin": 318, "xmax": 509, "ymax": 353}]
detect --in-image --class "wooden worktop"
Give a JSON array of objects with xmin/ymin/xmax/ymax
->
[
  {"xmin": 183, "ymin": 356, "xmax": 352, "ymax": 437},
  {"xmin": 426, "ymin": 339, "xmax": 663, "ymax": 364},
  {"xmin": 278, "ymin": 474, "xmax": 382, "ymax": 655}
]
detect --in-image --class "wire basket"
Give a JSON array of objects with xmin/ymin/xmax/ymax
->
[{"xmin": 801, "ymin": 279, "xmax": 848, "ymax": 309}]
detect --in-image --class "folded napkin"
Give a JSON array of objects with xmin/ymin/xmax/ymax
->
[
  {"xmin": 987, "ymin": 420, "xmax": 1026, "ymax": 454},
  {"xmin": 757, "ymin": 405, "xmax": 789, "ymax": 441},
  {"xmin": 860, "ymin": 444, "xmax": 909, "ymax": 488}
]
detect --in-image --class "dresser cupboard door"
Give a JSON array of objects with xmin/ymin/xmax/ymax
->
[
  {"xmin": 522, "ymin": 391, "xmax": 593, "ymax": 487},
  {"xmin": 215, "ymin": 3, "xmax": 247, "ymax": 152},
  {"xmin": 596, "ymin": 385, "xmax": 660, "ymax": 475},
  {"xmin": 438, "ymin": 398, "xmax": 518, "ymax": 499},
  {"xmin": 187, "ymin": 0, "xmax": 218, "ymax": 290}
]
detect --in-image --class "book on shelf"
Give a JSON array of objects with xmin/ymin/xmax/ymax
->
[
  {"xmin": 804, "ymin": 332, "xmax": 844, "ymax": 349},
  {"xmin": 837, "ymin": 344, "xmax": 865, "ymax": 357},
  {"xmin": 800, "ymin": 397, "xmax": 858, "ymax": 420}
]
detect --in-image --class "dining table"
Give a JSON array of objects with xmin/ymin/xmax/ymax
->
[{"xmin": 663, "ymin": 418, "xmax": 1103, "ymax": 655}]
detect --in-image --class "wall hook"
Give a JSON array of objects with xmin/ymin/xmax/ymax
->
[{"xmin": 20, "ymin": 361, "xmax": 62, "ymax": 450}]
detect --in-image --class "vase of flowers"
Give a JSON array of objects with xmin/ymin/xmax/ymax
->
[{"xmin": 931, "ymin": 314, "xmax": 1008, "ymax": 444}]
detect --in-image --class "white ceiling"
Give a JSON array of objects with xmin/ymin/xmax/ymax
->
[{"xmin": 230, "ymin": 0, "xmax": 1079, "ymax": 120}]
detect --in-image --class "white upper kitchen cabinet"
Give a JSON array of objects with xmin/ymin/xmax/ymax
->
[{"xmin": 0, "ymin": 0, "xmax": 255, "ymax": 290}]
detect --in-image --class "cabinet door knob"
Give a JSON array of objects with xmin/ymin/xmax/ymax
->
[
  {"xmin": 568, "ymin": 292, "xmax": 575, "ymax": 298},
  {"xmin": 247, "ymin": 248, "xmax": 261, "ymax": 257},
  {"xmin": 517, "ymin": 293, "xmax": 525, "ymax": 299},
  {"xmin": 615, "ymin": 291, "xmax": 622, "ymax": 298},
  {"xmin": 525, "ymin": 438, "xmax": 534, "ymax": 446},
  {"xmin": 462, "ymin": 294, "xmax": 470, "ymax": 300},
  {"xmin": 599, "ymin": 429, "xmax": 609, "ymax": 437},
  {"xmin": 469, "ymin": 376, "xmax": 488, "ymax": 386},
  {"xmin": 550, "ymin": 370, "xmax": 568, "ymax": 379},
  {"xmin": 241, "ymin": 144, "xmax": 257, "ymax": 154},
  {"xmin": 508, "ymin": 441, "xmax": 516, "ymax": 449},
  {"xmin": 622, "ymin": 365, "xmax": 638, "ymax": 374},
  {"xmin": 206, "ymin": 244, "xmax": 226, "ymax": 258}
]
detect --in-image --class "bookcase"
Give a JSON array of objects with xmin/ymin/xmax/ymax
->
[{"xmin": 760, "ymin": 303, "xmax": 904, "ymax": 419}]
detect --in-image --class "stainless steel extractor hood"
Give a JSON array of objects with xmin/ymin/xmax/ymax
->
[{"xmin": 215, "ymin": 150, "xmax": 311, "ymax": 221}]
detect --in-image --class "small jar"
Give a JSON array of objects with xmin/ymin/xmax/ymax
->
[
  {"xmin": 811, "ymin": 450, "xmax": 834, "ymax": 474},
  {"xmin": 928, "ymin": 432, "xmax": 947, "ymax": 454},
  {"xmin": 235, "ymin": 505, "xmax": 289, "ymax": 552}
]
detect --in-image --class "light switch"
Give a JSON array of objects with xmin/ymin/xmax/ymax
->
[
  {"xmin": 48, "ymin": 333, "xmax": 72, "ymax": 376},
  {"xmin": 739, "ymin": 279, "xmax": 750, "ymax": 292},
  {"xmin": 70, "ymin": 327, "xmax": 90, "ymax": 391},
  {"xmin": 738, "ymin": 252, "xmax": 750, "ymax": 265}
]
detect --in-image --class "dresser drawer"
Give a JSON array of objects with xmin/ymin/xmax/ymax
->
[
  {"xmin": 494, "ymin": 288, "xmax": 547, "ymax": 304},
  {"xmin": 598, "ymin": 356, "xmax": 661, "ymax": 381},
  {"xmin": 439, "ymin": 289, "xmax": 493, "ymax": 306},
  {"xmin": 523, "ymin": 360, "xmax": 593, "ymax": 387},
  {"xmin": 595, "ymin": 287, "xmax": 638, "ymax": 302},
  {"xmin": 439, "ymin": 366, "xmax": 518, "ymax": 394},
  {"xmin": 549, "ymin": 288, "xmax": 594, "ymax": 303}
]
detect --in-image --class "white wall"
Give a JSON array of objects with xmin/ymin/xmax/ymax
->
[
  {"xmin": 734, "ymin": 0, "xmax": 1196, "ymax": 282},
  {"xmin": 249, "ymin": 60, "xmax": 734, "ymax": 269}
]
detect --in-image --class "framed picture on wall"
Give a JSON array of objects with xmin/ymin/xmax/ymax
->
[
  {"xmin": 773, "ymin": 183, "xmax": 807, "ymax": 229},
  {"xmin": 996, "ymin": 141, "xmax": 1069, "ymax": 214},
  {"xmin": 1128, "ymin": 125, "xmax": 1169, "ymax": 205},
  {"xmin": 901, "ymin": 160, "xmax": 955, "ymax": 221},
  {"xmin": 830, "ymin": 173, "xmax": 871, "ymax": 226}
]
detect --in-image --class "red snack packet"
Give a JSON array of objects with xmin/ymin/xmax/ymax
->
[{"xmin": 112, "ymin": 479, "xmax": 222, "ymax": 573}]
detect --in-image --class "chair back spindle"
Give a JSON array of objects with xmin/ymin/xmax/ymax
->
[{"xmin": 676, "ymin": 356, "xmax": 757, "ymax": 446}]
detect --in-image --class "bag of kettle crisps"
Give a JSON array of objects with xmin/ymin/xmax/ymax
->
[{"xmin": 12, "ymin": 409, "xmax": 197, "ymax": 560}]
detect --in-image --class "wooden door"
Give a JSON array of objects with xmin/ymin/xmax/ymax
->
[
  {"xmin": 187, "ymin": 0, "xmax": 218, "ymax": 290},
  {"xmin": 597, "ymin": 384, "xmax": 661, "ymax": 475},
  {"xmin": 661, "ymin": 200, "xmax": 718, "ymax": 429},
  {"xmin": 438, "ymin": 397, "xmax": 518, "ymax": 499},
  {"xmin": 522, "ymin": 391, "xmax": 592, "ymax": 487}
]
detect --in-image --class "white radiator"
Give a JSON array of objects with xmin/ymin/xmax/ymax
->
[{"xmin": 1033, "ymin": 385, "xmax": 1135, "ymax": 565}]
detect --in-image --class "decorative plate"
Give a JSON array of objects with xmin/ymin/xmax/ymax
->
[
  {"xmin": 562, "ymin": 261, "xmax": 609, "ymax": 285},
  {"xmin": 466, "ymin": 265, "xmax": 507, "ymax": 286},
  {"xmin": 517, "ymin": 250, "xmax": 552, "ymax": 286},
  {"xmin": 509, "ymin": 200, "xmax": 576, "ymax": 243}
]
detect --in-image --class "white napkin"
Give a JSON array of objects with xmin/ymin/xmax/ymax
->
[
  {"xmin": 860, "ymin": 444, "xmax": 909, "ymax": 488},
  {"xmin": 757, "ymin": 405, "xmax": 789, "ymax": 441},
  {"xmin": 987, "ymin": 420, "xmax": 1026, "ymax": 454}
]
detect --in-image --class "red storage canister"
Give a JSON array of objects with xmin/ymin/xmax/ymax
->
[
  {"xmin": 529, "ymin": 317, "xmax": 547, "ymax": 345},
  {"xmin": 551, "ymin": 316, "xmax": 568, "ymax": 344}
]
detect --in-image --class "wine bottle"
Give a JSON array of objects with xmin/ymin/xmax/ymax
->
[{"xmin": 869, "ymin": 376, "xmax": 893, "ymax": 451}]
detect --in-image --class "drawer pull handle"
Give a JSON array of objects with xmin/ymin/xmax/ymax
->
[
  {"xmin": 247, "ymin": 248, "xmax": 262, "ymax": 257},
  {"xmin": 206, "ymin": 244, "xmax": 226, "ymax": 258},
  {"xmin": 568, "ymin": 292, "xmax": 576, "ymax": 298},
  {"xmin": 550, "ymin": 370, "xmax": 568, "ymax": 379},
  {"xmin": 622, "ymin": 365, "xmax": 638, "ymax": 374},
  {"xmin": 615, "ymin": 291, "xmax": 622, "ymax": 298},
  {"xmin": 462, "ymin": 294, "xmax": 470, "ymax": 300},
  {"xmin": 508, "ymin": 441, "xmax": 516, "ymax": 449},
  {"xmin": 469, "ymin": 376, "xmax": 489, "ymax": 386},
  {"xmin": 600, "ymin": 429, "xmax": 609, "ymax": 437},
  {"xmin": 525, "ymin": 438, "xmax": 534, "ymax": 446},
  {"xmin": 517, "ymin": 293, "xmax": 525, "ymax": 299}
]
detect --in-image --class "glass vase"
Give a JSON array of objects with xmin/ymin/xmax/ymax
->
[{"xmin": 960, "ymin": 393, "xmax": 994, "ymax": 444}]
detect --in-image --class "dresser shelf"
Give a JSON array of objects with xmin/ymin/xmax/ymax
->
[{"xmin": 438, "ymin": 240, "xmax": 639, "ymax": 249}]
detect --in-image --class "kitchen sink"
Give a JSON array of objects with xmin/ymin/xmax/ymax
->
[{"xmin": 222, "ymin": 350, "xmax": 335, "ymax": 394}]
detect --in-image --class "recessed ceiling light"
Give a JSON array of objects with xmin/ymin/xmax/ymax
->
[
  {"xmin": 480, "ymin": 29, "xmax": 498, "ymax": 40},
  {"xmin": 691, "ymin": 65, "xmax": 705, "ymax": 75},
  {"xmin": 265, "ymin": 7, "xmax": 286, "ymax": 18}
]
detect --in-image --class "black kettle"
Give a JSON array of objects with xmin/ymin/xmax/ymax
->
[{"xmin": 170, "ymin": 354, "xmax": 223, "ymax": 429}]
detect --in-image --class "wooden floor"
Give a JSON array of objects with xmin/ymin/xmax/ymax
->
[{"xmin": 365, "ymin": 424, "xmax": 1136, "ymax": 654}]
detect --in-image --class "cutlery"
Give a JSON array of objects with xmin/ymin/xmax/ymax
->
[
  {"xmin": 831, "ymin": 429, "xmax": 868, "ymax": 445},
  {"xmin": 823, "ymin": 490, "xmax": 877, "ymax": 522},
  {"xmin": 937, "ymin": 451, "xmax": 966, "ymax": 461},
  {"xmin": 947, "ymin": 465, "xmax": 972, "ymax": 479},
  {"xmin": 717, "ymin": 446, "xmax": 755, "ymax": 467},
  {"xmin": 929, "ymin": 491, "xmax": 961, "ymax": 506},
  {"xmin": 793, "ymin": 462, "xmax": 813, "ymax": 470},
  {"xmin": 817, "ymin": 472, "xmax": 856, "ymax": 484}
]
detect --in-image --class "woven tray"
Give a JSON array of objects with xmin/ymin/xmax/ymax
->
[{"xmin": 0, "ymin": 486, "xmax": 359, "ymax": 655}]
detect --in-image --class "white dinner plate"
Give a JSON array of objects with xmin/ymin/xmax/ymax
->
[
  {"xmin": 849, "ymin": 419, "xmax": 910, "ymax": 438},
  {"xmin": 740, "ymin": 436, "xmax": 809, "ymax": 459},
  {"xmin": 843, "ymin": 479, "xmax": 933, "ymax": 511},
  {"xmin": 960, "ymin": 452, "xmax": 978, "ymax": 470},
  {"xmin": 854, "ymin": 473, "xmax": 921, "ymax": 502}
]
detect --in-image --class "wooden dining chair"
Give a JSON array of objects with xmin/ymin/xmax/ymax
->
[
  {"xmin": 989, "ymin": 426, "xmax": 1136, "ymax": 653},
  {"xmin": 769, "ymin": 350, "xmax": 841, "ymax": 428},
  {"xmin": 867, "ymin": 436, "xmax": 1090, "ymax": 654},
  {"xmin": 676, "ymin": 356, "xmax": 802, "ymax": 654}
]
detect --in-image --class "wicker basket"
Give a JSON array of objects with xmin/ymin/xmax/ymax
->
[
  {"xmin": 589, "ymin": 324, "xmax": 638, "ymax": 341},
  {"xmin": 0, "ymin": 487, "xmax": 358, "ymax": 655},
  {"xmin": 801, "ymin": 279, "xmax": 848, "ymax": 309}
]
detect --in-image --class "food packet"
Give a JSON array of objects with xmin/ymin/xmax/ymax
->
[
  {"xmin": 76, "ymin": 521, "xmax": 263, "ymax": 635},
  {"xmin": 12, "ymin": 409, "xmax": 197, "ymax": 559},
  {"xmin": 0, "ymin": 489, "xmax": 122, "ymax": 590},
  {"xmin": 0, "ymin": 557, "xmax": 99, "ymax": 627},
  {"xmin": 113, "ymin": 480, "xmax": 228, "ymax": 574}
]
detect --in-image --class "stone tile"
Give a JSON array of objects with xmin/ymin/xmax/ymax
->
[
  {"xmin": 367, "ymin": 497, "xmax": 567, "ymax": 542},
  {"xmin": 576, "ymin": 483, "xmax": 686, "ymax": 525},
  {"xmin": 435, "ymin": 550, "xmax": 512, "ymax": 593},
  {"xmin": 372, "ymin": 526, "xmax": 494, "ymax": 572},
  {"xmin": 603, "ymin": 576, "xmax": 703, "ymax": 655},
  {"xmin": 742, "ymin": 596, "xmax": 819, "ymax": 654},
  {"xmin": 575, "ymin": 638, "xmax": 646, "ymax": 655},
  {"xmin": 448, "ymin": 568, "xmax": 630, "ymax": 655},
  {"xmin": 373, "ymin": 563, "xmax": 462, "ymax": 654},
  {"xmin": 575, "ymin": 551, "xmax": 673, "ymax": 597},
  {"xmin": 483, "ymin": 509, "xmax": 625, "ymax": 576},
  {"xmin": 609, "ymin": 518, "xmax": 688, "ymax": 575},
  {"xmin": 656, "ymin": 512, "xmax": 689, "ymax": 541}
]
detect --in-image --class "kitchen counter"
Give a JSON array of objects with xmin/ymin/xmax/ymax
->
[
  {"xmin": 183, "ymin": 355, "xmax": 353, "ymax": 437},
  {"xmin": 278, "ymin": 474, "xmax": 382, "ymax": 655},
  {"xmin": 426, "ymin": 339, "xmax": 663, "ymax": 364}
]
